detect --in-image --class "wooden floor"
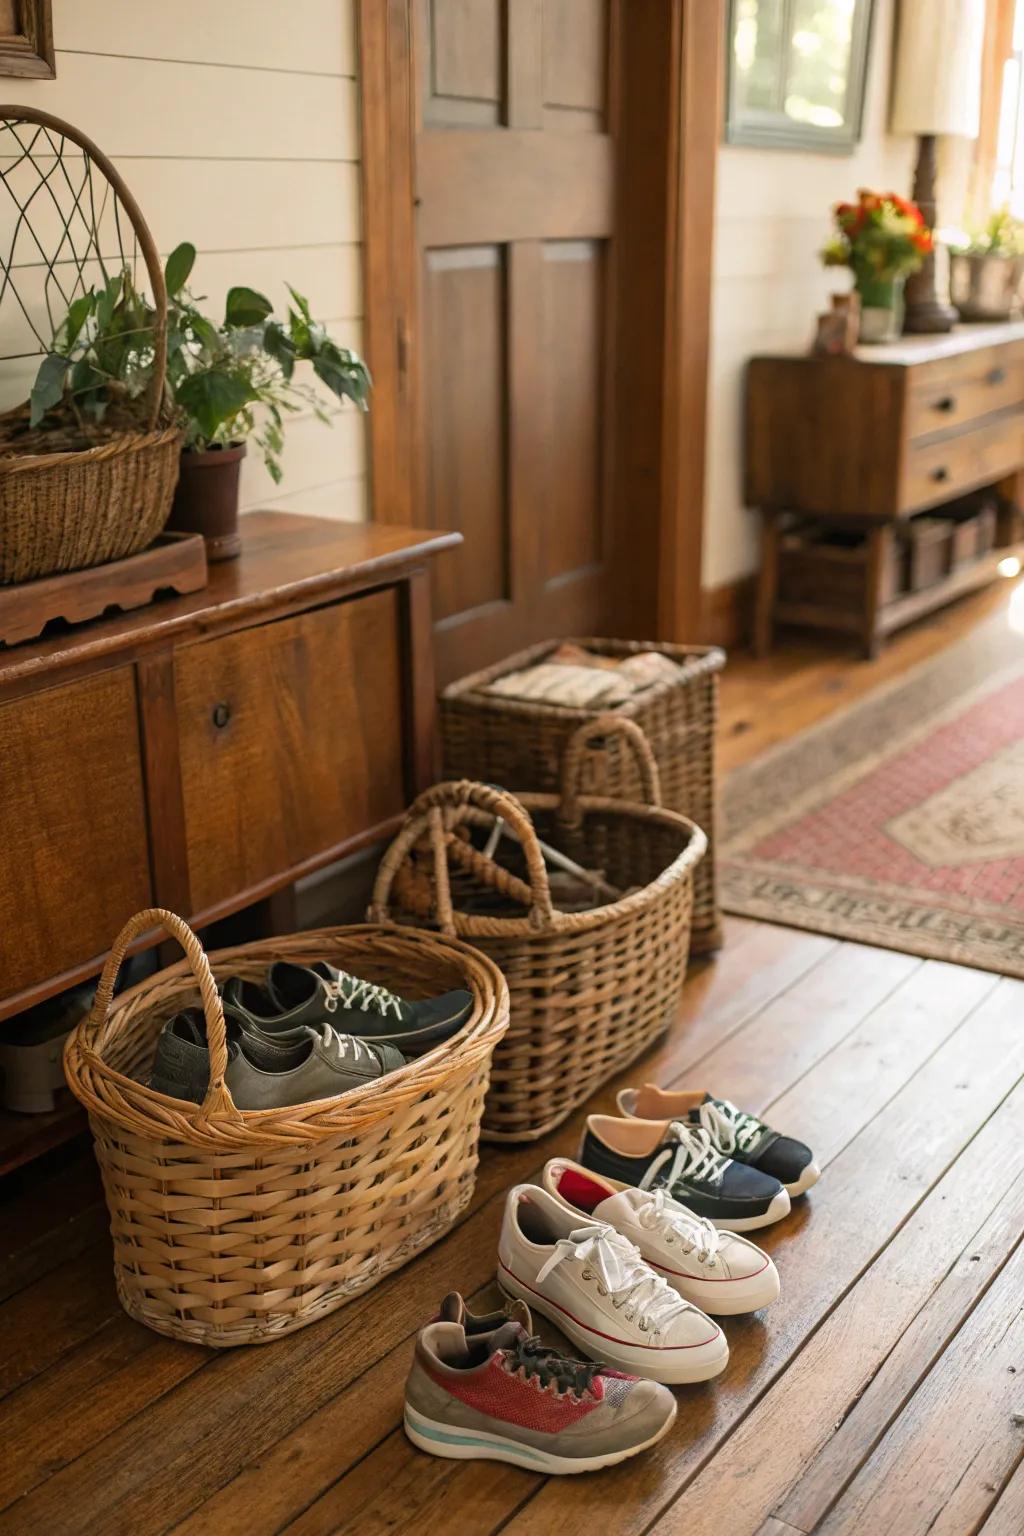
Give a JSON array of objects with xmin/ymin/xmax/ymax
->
[{"xmin": 3, "ymin": 584, "xmax": 1024, "ymax": 1535}]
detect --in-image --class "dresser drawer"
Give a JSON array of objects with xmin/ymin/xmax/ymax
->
[
  {"xmin": 901, "ymin": 411, "xmax": 1024, "ymax": 513},
  {"xmin": 905, "ymin": 345, "xmax": 1024, "ymax": 441},
  {"xmin": 0, "ymin": 670, "xmax": 153, "ymax": 999},
  {"xmin": 175, "ymin": 590, "xmax": 407, "ymax": 914}
]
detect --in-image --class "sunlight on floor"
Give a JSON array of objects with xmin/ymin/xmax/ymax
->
[{"xmin": 1007, "ymin": 577, "xmax": 1024, "ymax": 636}]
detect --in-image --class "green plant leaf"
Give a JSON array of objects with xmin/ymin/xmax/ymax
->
[
  {"xmin": 165, "ymin": 242, "xmax": 196, "ymax": 297},
  {"xmin": 95, "ymin": 272, "xmax": 123, "ymax": 331},
  {"xmin": 55, "ymin": 290, "xmax": 95, "ymax": 354},
  {"xmin": 224, "ymin": 286, "xmax": 273, "ymax": 328},
  {"xmin": 176, "ymin": 368, "xmax": 258, "ymax": 442},
  {"xmin": 263, "ymin": 320, "xmax": 296, "ymax": 380},
  {"xmin": 29, "ymin": 353, "xmax": 70, "ymax": 426}
]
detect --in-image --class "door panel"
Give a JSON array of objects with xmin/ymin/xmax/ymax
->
[
  {"xmin": 541, "ymin": 240, "xmax": 604, "ymax": 583},
  {"xmin": 414, "ymin": 0, "xmax": 618, "ymax": 678},
  {"xmin": 424, "ymin": 245, "xmax": 509, "ymax": 619}
]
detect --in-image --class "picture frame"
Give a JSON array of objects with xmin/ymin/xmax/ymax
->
[
  {"xmin": 0, "ymin": 0, "xmax": 54, "ymax": 80},
  {"xmin": 725, "ymin": 0, "xmax": 875, "ymax": 154}
]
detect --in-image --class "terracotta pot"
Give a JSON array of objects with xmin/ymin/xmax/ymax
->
[{"xmin": 165, "ymin": 444, "xmax": 246, "ymax": 561}]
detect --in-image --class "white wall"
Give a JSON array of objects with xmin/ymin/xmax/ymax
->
[
  {"xmin": 704, "ymin": 0, "xmax": 915, "ymax": 590},
  {"xmin": 3, "ymin": 0, "xmax": 367, "ymax": 523}
]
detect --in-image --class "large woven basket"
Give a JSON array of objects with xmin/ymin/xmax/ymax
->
[
  {"xmin": 0, "ymin": 107, "xmax": 181, "ymax": 583},
  {"xmin": 441, "ymin": 638, "xmax": 725, "ymax": 954},
  {"xmin": 371, "ymin": 718, "xmax": 706, "ymax": 1142},
  {"xmin": 63, "ymin": 909, "xmax": 509, "ymax": 1348}
]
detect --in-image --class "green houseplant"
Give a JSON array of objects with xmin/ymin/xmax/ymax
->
[
  {"xmin": 31, "ymin": 242, "xmax": 371, "ymax": 560},
  {"xmin": 821, "ymin": 190, "xmax": 933, "ymax": 342},
  {"xmin": 948, "ymin": 208, "xmax": 1024, "ymax": 322}
]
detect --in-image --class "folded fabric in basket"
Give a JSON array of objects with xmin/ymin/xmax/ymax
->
[{"xmin": 484, "ymin": 648, "xmax": 686, "ymax": 708}]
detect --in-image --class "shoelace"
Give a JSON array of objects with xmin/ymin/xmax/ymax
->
[
  {"xmin": 635, "ymin": 1186, "xmax": 721, "ymax": 1266},
  {"xmin": 698, "ymin": 1098, "xmax": 765, "ymax": 1156},
  {"xmin": 323, "ymin": 971, "xmax": 404, "ymax": 1020},
  {"xmin": 315, "ymin": 1023, "xmax": 372, "ymax": 1066},
  {"xmin": 639, "ymin": 1120, "xmax": 732, "ymax": 1190},
  {"xmin": 503, "ymin": 1335, "xmax": 599, "ymax": 1398},
  {"xmin": 536, "ymin": 1222, "xmax": 696, "ymax": 1339}
]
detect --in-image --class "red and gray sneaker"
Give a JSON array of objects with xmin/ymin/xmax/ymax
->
[
  {"xmin": 433, "ymin": 1290, "xmax": 532, "ymax": 1337},
  {"xmin": 404, "ymin": 1311, "xmax": 677, "ymax": 1474}
]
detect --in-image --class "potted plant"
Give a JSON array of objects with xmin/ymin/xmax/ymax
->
[
  {"xmin": 31, "ymin": 243, "xmax": 371, "ymax": 561},
  {"xmin": 822, "ymin": 190, "xmax": 933, "ymax": 343},
  {"xmin": 948, "ymin": 208, "xmax": 1024, "ymax": 322}
]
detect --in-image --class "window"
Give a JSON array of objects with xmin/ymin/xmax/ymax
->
[
  {"xmin": 725, "ymin": 0, "xmax": 876, "ymax": 154},
  {"xmin": 992, "ymin": 1, "xmax": 1024, "ymax": 212}
]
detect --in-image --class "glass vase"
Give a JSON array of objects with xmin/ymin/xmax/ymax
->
[{"xmin": 855, "ymin": 274, "xmax": 905, "ymax": 344}]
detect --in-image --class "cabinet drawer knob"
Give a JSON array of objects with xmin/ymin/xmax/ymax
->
[
  {"xmin": 212, "ymin": 701, "xmax": 231, "ymax": 729},
  {"xmin": 987, "ymin": 367, "xmax": 1007, "ymax": 385},
  {"xmin": 931, "ymin": 466, "xmax": 950, "ymax": 483},
  {"xmin": 934, "ymin": 395, "xmax": 956, "ymax": 412}
]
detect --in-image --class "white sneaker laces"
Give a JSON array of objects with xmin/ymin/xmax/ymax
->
[
  {"xmin": 536, "ymin": 1223, "xmax": 695, "ymax": 1338},
  {"xmin": 323, "ymin": 971, "xmax": 404, "ymax": 1020},
  {"xmin": 635, "ymin": 1187, "xmax": 721, "ymax": 1267},
  {"xmin": 316, "ymin": 1023, "xmax": 371, "ymax": 1065},
  {"xmin": 698, "ymin": 1098, "xmax": 764, "ymax": 1156},
  {"xmin": 640, "ymin": 1120, "xmax": 732, "ymax": 1189}
]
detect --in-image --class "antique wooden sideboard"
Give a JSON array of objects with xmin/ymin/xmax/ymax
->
[
  {"xmin": 0, "ymin": 511, "xmax": 459, "ymax": 1168},
  {"xmin": 746, "ymin": 322, "xmax": 1024, "ymax": 656}
]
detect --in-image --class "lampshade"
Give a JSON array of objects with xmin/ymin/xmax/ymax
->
[{"xmin": 890, "ymin": 0, "xmax": 984, "ymax": 137}]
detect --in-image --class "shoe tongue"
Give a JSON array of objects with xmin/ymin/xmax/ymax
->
[
  {"xmin": 592, "ymin": 1188, "xmax": 649, "ymax": 1226},
  {"xmin": 490, "ymin": 1321, "xmax": 525, "ymax": 1352}
]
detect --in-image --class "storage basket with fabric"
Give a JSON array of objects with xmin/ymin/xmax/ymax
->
[
  {"xmin": 0, "ymin": 107, "xmax": 181, "ymax": 583},
  {"xmin": 63, "ymin": 909, "xmax": 508, "ymax": 1348},
  {"xmin": 440, "ymin": 638, "xmax": 725, "ymax": 953},
  {"xmin": 370, "ymin": 718, "xmax": 706, "ymax": 1142}
]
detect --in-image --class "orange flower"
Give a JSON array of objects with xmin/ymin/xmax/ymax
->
[
  {"xmin": 891, "ymin": 193, "xmax": 925, "ymax": 226},
  {"xmin": 911, "ymin": 228, "xmax": 933, "ymax": 253}
]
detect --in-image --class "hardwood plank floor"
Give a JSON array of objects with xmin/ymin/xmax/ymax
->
[{"xmin": 3, "ymin": 587, "xmax": 1023, "ymax": 1535}]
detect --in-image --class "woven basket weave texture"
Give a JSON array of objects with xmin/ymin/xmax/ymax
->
[{"xmin": 63, "ymin": 910, "xmax": 509, "ymax": 1348}]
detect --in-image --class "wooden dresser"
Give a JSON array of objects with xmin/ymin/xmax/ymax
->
[
  {"xmin": 0, "ymin": 511, "xmax": 458, "ymax": 1168},
  {"xmin": 746, "ymin": 322, "xmax": 1024, "ymax": 655}
]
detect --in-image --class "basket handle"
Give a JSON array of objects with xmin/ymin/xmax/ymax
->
[
  {"xmin": 559, "ymin": 715, "xmax": 662, "ymax": 825},
  {"xmin": 369, "ymin": 780, "xmax": 556, "ymax": 935},
  {"xmin": 0, "ymin": 106, "xmax": 168, "ymax": 431},
  {"xmin": 81, "ymin": 907, "xmax": 239, "ymax": 1120}
]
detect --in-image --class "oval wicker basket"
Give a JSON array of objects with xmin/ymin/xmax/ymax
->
[
  {"xmin": 440, "ymin": 638, "xmax": 725, "ymax": 954},
  {"xmin": 370, "ymin": 717, "xmax": 707, "ymax": 1142},
  {"xmin": 63, "ymin": 909, "xmax": 509, "ymax": 1348},
  {"xmin": 0, "ymin": 107, "xmax": 181, "ymax": 583}
]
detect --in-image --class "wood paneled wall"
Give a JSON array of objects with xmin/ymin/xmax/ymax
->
[{"xmin": 3, "ymin": 0, "xmax": 368, "ymax": 523}]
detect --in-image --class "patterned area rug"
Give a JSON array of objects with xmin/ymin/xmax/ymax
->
[{"xmin": 721, "ymin": 613, "xmax": 1024, "ymax": 976}]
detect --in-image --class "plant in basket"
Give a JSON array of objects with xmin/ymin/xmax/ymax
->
[
  {"xmin": 32, "ymin": 241, "xmax": 372, "ymax": 561},
  {"xmin": 821, "ymin": 189, "xmax": 933, "ymax": 342}
]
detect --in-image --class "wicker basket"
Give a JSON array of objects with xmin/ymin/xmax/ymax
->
[
  {"xmin": 63, "ymin": 908, "xmax": 509, "ymax": 1348},
  {"xmin": 370, "ymin": 718, "xmax": 706, "ymax": 1142},
  {"xmin": 441, "ymin": 638, "xmax": 725, "ymax": 953},
  {"xmin": 0, "ymin": 107, "xmax": 181, "ymax": 583}
]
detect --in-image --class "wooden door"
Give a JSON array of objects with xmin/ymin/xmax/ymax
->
[{"xmin": 361, "ymin": 0, "xmax": 722, "ymax": 683}]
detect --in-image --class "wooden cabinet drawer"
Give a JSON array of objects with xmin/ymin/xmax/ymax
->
[
  {"xmin": 0, "ymin": 670, "xmax": 152, "ymax": 1000},
  {"xmin": 905, "ymin": 345, "xmax": 1024, "ymax": 441},
  {"xmin": 175, "ymin": 590, "xmax": 407, "ymax": 914},
  {"xmin": 901, "ymin": 411, "xmax": 1024, "ymax": 513}
]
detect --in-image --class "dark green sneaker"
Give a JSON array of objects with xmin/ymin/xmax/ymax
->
[
  {"xmin": 148, "ymin": 1006, "xmax": 405, "ymax": 1109},
  {"xmin": 223, "ymin": 962, "xmax": 472, "ymax": 1053}
]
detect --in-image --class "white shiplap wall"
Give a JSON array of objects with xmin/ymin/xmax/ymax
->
[
  {"xmin": 3, "ymin": 0, "xmax": 367, "ymax": 523},
  {"xmin": 703, "ymin": 0, "xmax": 915, "ymax": 589}
]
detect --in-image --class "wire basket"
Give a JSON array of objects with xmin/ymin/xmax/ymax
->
[{"xmin": 0, "ymin": 107, "xmax": 181, "ymax": 583}]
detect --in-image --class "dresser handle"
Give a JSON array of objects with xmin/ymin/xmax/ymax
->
[
  {"xmin": 987, "ymin": 367, "xmax": 1007, "ymax": 385},
  {"xmin": 934, "ymin": 395, "xmax": 956, "ymax": 412},
  {"xmin": 930, "ymin": 466, "xmax": 950, "ymax": 483},
  {"xmin": 212, "ymin": 701, "xmax": 231, "ymax": 729}
]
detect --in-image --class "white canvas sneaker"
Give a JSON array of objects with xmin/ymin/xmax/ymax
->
[
  {"xmin": 496, "ymin": 1183, "xmax": 729, "ymax": 1385},
  {"xmin": 541, "ymin": 1158, "xmax": 780, "ymax": 1316}
]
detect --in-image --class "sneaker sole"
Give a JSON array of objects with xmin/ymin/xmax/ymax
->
[
  {"xmin": 403, "ymin": 1401, "xmax": 676, "ymax": 1473},
  {"xmin": 784, "ymin": 1159, "xmax": 820, "ymax": 1198},
  {"xmin": 707, "ymin": 1187, "xmax": 792, "ymax": 1231},
  {"xmin": 497, "ymin": 1269, "xmax": 729, "ymax": 1385}
]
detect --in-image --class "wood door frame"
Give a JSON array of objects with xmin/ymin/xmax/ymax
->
[{"xmin": 357, "ymin": 0, "xmax": 723, "ymax": 644}]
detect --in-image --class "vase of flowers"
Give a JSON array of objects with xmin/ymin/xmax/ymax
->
[{"xmin": 822, "ymin": 191, "xmax": 933, "ymax": 343}]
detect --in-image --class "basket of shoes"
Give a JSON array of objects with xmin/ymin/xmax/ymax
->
[
  {"xmin": 63, "ymin": 908, "xmax": 509, "ymax": 1348},
  {"xmin": 440, "ymin": 639, "xmax": 725, "ymax": 954},
  {"xmin": 0, "ymin": 108, "xmax": 181, "ymax": 583},
  {"xmin": 369, "ymin": 716, "xmax": 706, "ymax": 1142}
]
